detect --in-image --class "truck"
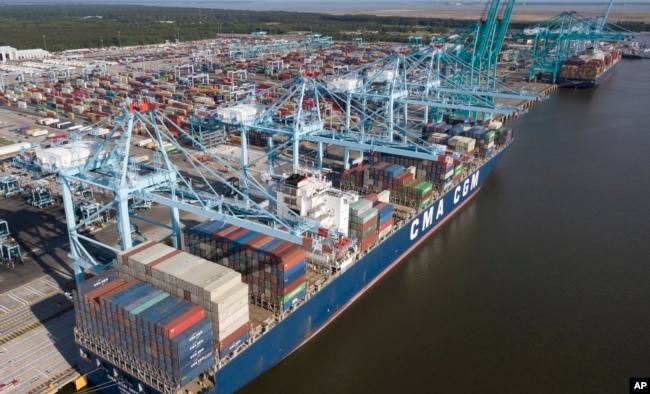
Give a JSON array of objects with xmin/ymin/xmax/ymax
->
[
  {"xmin": 49, "ymin": 134, "xmax": 67, "ymax": 143},
  {"xmin": 56, "ymin": 121, "xmax": 75, "ymax": 129},
  {"xmin": 36, "ymin": 117, "xmax": 59, "ymax": 126}
]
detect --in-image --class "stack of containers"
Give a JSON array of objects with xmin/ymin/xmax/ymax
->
[
  {"xmin": 427, "ymin": 132, "xmax": 450, "ymax": 145},
  {"xmin": 494, "ymin": 127, "xmax": 513, "ymax": 146},
  {"xmin": 368, "ymin": 162, "xmax": 388, "ymax": 188},
  {"xmin": 74, "ymin": 274, "xmax": 214, "ymax": 388},
  {"xmin": 364, "ymin": 162, "xmax": 406, "ymax": 193},
  {"xmin": 429, "ymin": 155, "xmax": 454, "ymax": 191},
  {"xmin": 384, "ymin": 164, "xmax": 405, "ymax": 188},
  {"xmin": 453, "ymin": 161, "xmax": 465, "ymax": 183},
  {"xmin": 373, "ymin": 201, "xmax": 394, "ymax": 239},
  {"xmin": 366, "ymin": 153, "xmax": 457, "ymax": 194},
  {"xmin": 394, "ymin": 179, "xmax": 435, "ymax": 209},
  {"xmin": 410, "ymin": 181, "xmax": 435, "ymax": 209},
  {"xmin": 449, "ymin": 124, "xmax": 466, "ymax": 136},
  {"xmin": 447, "ymin": 136, "xmax": 476, "ymax": 155},
  {"xmin": 443, "ymin": 113, "xmax": 467, "ymax": 125},
  {"xmin": 466, "ymin": 127, "xmax": 496, "ymax": 158},
  {"xmin": 348, "ymin": 198, "xmax": 378, "ymax": 252},
  {"xmin": 421, "ymin": 122, "xmax": 450, "ymax": 139},
  {"xmin": 184, "ymin": 221, "xmax": 307, "ymax": 312},
  {"xmin": 151, "ymin": 256, "xmax": 249, "ymax": 358},
  {"xmin": 116, "ymin": 242, "xmax": 250, "ymax": 359},
  {"xmin": 340, "ymin": 165, "xmax": 365, "ymax": 190},
  {"xmin": 390, "ymin": 170, "xmax": 414, "ymax": 192}
]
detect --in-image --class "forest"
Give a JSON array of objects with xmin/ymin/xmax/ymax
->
[{"xmin": 0, "ymin": 4, "xmax": 646, "ymax": 51}]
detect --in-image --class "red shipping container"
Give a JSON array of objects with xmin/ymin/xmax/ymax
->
[
  {"xmin": 378, "ymin": 219, "xmax": 393, "ymax": 233},
  {"xmin": 97, "ymin": 280, "xmax": 140, "ymax": 304},
  {"xmin": 218, "ymin": 325, "xmax": 249, "ymax": 348},
  {"xmin": 302, "ymin": 236, "xmax": 314, "ymax": 249},
  {"xmin": 225, "ymin": 228, "xmax": 249, "ymax": 243},
  {"xmin": 282, "ymin": 275, "xmax": 306, "ymax": 296},
  {"xmin": 248, "ymin": 233, "xmax": 275, "ymax": 251},
  {"xmin": 84, "ymin": 279, "xmax": 126, "ymax": 302},
  {"xmin": 164, "ymin": 305, "xmax": 205, "ymax": 339},
  {"xmin": 213, "ymin": 223, "xmax": 238, "ymax": 240},
  {"xmin": 279, "ymin": 253, "xmax": 306, "ymax": 274}
]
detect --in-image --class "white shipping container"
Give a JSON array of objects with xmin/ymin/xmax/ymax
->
[
  {"xmin": 377, "ymin": 189, "xmax": 391, "ymax": 203},
  {"xmin": 135, "ymin": 138, "xmax": 153, "ymax": 147},
  {"xmin": 90, "ymin": 128, "xmax": 109, "ymax": 136},
  {"xmin": 0, "ymin": 142, "xmax": 32, "ymax": 157},
  {"xmin": 31, "ymin": 129, "xmax": 49, "ymax": 137},
  {"xmin": 214, "ymin": 311, "xmax": 250, "ymax": 339},
  {"xmin": 210, "ymin": 283, "xmax": 248, "ymax": 312},
  {"xmin": 153, "ymin": 253, "xmax": 203, "ymax": 279}
]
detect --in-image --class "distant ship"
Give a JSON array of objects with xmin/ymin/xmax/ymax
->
[{"xmin": 558, "ymin": 46, "xmax": 622, "ymax": 88}]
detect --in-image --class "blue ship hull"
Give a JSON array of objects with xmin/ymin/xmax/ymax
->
[{"xmin": 77, "ymin": 146, "xmax": 508, "ymax": 394}]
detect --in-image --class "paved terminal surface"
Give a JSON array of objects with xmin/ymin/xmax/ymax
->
[{"xmin": 0, "ymin": 277, "xmax": 77, "ymax": 393}]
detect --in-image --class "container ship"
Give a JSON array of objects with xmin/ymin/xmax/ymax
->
[
  {"xmin": 557, "ymin": 46, "xmax": 622, "ymax": 88},
  {"xmin": 73, "ymin": 123, "xmax": 514, "ymax": 393}
]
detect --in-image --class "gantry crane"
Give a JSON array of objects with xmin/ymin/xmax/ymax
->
[
  {"xmin": 440, "ymin": 0, "xmax": 517, "ymax": 90},
  {"xmin": 0, "ymin": 219, "xmax": 23, "ymax": 267},
  {"xmin": 55, "ymin": 98, "xmax": 317, "ymax": 282},
  {"xmin": 521, "ymin": 0, "xmax": 637, "ymax": 82},
  {"xmin": 0, "ymin": 71, "xmax": 25, "ymax": 91}
]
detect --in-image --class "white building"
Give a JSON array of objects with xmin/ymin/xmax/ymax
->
[
  {"xmin": 0, "ymin": 46, "xmax": 18, "ymax": 62},
  {"xmin": 0, "ymin": 46, "xmax": 50, "ymax": 62}
]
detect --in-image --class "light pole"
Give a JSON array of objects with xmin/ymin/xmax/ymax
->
[{"xmin": 43, "ymin": 35, "xmax": 47, "ymax": 51}]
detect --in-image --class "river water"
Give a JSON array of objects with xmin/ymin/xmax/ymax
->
[{"xmin": 241, "ymin": 59, "xmax": 650, "ymax": 393}]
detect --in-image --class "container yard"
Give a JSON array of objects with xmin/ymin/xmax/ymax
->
[{"xmin": 1, "ymin": 3, "xmax": 631, "ymax": 392}]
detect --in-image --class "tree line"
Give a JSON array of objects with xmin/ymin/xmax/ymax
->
[{"xmin": 0, "ymin": 4, "xmax": 645, "ymax": 51}]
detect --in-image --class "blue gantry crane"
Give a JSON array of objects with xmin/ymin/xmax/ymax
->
[{"xmin": 54, "ymin": 98, "xmax": 317, "ymax": 282}]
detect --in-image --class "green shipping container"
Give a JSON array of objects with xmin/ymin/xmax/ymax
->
[
  {"xmin": 402, "ymin": 179, "xmax": 418, "ymax": 193},
  {"xmin": 413, "ymin": 181, "xmax": 433, "ymax": 196},
  {"xmin": 282, "ymin": 282, "xmax": 307, "ymax": 304},
  {"xmin": 454, "ymin": 163, "xmax": 464, "ymax": 176},
  {"xmin": 419, "ymin": 195, "xmax": 434, "ymax": 208}
]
